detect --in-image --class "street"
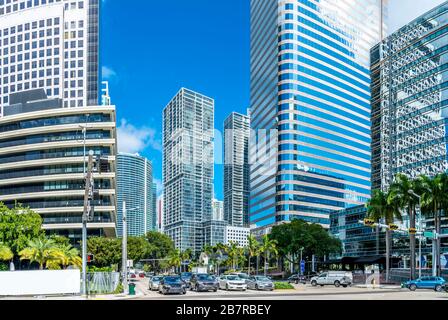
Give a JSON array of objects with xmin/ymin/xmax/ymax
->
[{"xmin": 133, "ymin": 279, "xmax": 448, "ymax": 301}]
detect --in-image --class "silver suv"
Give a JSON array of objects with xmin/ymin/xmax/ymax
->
[{"xmin": 310, "ymin": 271, "xmax": 352, "ymax": 288}]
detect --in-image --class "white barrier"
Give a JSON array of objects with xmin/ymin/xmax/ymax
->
[{"xmin": 0, "ymin": 270, "xmax": 81, "ymax": 296}]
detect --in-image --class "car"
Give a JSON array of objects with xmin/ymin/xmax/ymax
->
[
  {"xmin": 138, "ymin": 272, "xmax": 145, "ymax": 278},
  {"xmin": 287, "ymin": 274, "xmax": 307, "ymax": 285},
  {"xmin": 404, "ymin": 277, "xmax": 446, "ymax": 292},
  {"xmin": 190, "ymin": 274, "xmax": 219, "ymax": 292},
  {"xmin": 158, "ymin": 276, "xmax": 187, "ymax": 295},
  {"xmin": 218, "ymin": 275, "xmax": 247, "ymax": 291},
  {"xmin": 148, "ymin": 276, "xmax": 163, "ymax": 291},
  {"xmin": 180, "ymin": 272, "xmax": 193, "ymax": 289},
  {"xmin": 310, "ymin": 271, "xmax": 352, "ymax": 288},
  {"xmin": 246, "ymin": 276, "xmax": 274, "ymax": 291}
]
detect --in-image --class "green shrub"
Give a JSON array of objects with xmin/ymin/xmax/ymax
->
[
  {"xmin": 274, "ymin": 282, "xmax": 294, "ymax": 290},
  {"xmin": 0, "ymin": 263, "xmax": 8, "ymax": 271}
]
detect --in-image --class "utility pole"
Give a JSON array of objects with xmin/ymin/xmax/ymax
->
[
  {"xmin": 82, "ymin": 149, "xmax": 94, "ymax": 296},
  {"xmin": 122, "ymin": 201, "xmax": 128, "ymax": 295}
]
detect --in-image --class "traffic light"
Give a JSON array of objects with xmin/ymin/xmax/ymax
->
[
  {"xmin": 364, "ymin": 219, "xmax": 375, "ymax": 227},
  {"xmin": 389, "ymin": 224, "xmax": 399, "ymax": 231},
  {"xmin": 87, "ymin": 254, "xmax": 94, "ymax": 263},
  {"xmin": 409, "ymin": 228, "xmax": 417, "ymax": 235},
  {"xmin": 97, "ymin": 156, "xmax": 110, "ymax": 174}
]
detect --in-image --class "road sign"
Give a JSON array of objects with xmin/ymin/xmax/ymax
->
[
  {"xmin": 424, "ymin": 231, "xmax": 435, "ymax": 239},
  {"xmin": 300, "ymin": 260, "xmax": 305, "ymax": 273}
]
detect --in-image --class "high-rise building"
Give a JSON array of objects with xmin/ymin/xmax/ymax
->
[
  {"xmin": 151, "ymin": 182, "xmax": 157, "ymax": 231},
  {"xmin": 371, "ymin": 1, "xmax": 448, "ymax": 191},
  {"xmin": 163, "ymin": 88, "xmax": 214, "ymax": 254},
  {"xmin": 0, "ymin": 90, "xmax": 117, "ymax": 243},
  {"xmin": 212, "ymin": 199, "xmax": 224, "ymax": 221},
  {"xmin": 249, "ymin": 0, "xmax": 387, "ymax": 232},
  {"xmin": 0, "ymin": 0, "xmax": 101, "ymax": 116},
  {"xmin": 224, "ymin": 111, "xmax": 250, "ymax": 227},
  {"xmin": 116, "ymin": 153, "xmax": 153, "ymax": 237},
  {"xmin": 370, "ymin": 2, "xmax": 448, "ymax": 262},
  {"xmin": 157, "ymin": 194, "xmax": 164, "ymax": 232},
  {"xmin": 225, "ymin": 226, "xmax": 250, "ymax": 248}
]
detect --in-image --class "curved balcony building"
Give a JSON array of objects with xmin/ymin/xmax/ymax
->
[{"xmin": 0, "ymin": 90, "xmax": 117, "ymax": 242}]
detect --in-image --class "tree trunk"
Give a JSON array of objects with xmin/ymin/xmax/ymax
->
[
  {"xmin": 264, "ymin": 251, "xmax": 269, "ymax": 276},
  {"xmin": 385, "ymin": 229, "xmax": 390, "ymax": 283},
  {"xmin": 248, "ymin": 256, "xmax": 251, "ymax": 276},
  {"xmin": 256, "ymin": 256, "xmax": 259, "ymax": 275},
  {"xmin": 409, "ymin": 206, "xmax": 416, "ymax": 280}
]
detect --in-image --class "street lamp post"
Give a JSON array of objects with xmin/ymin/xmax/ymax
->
[
  {"xmin": 409, "ymin": 190, "xmax": 422, "ymax": 279},
  {"xmin": 122, "ymin": 201, "xmax": 140, "ymax": 294}
]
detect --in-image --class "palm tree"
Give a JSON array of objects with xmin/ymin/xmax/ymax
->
[
  {"xmin": 214, "ymin": 243, "xmax": 226, "ymax": 275},
  {"xmin": 247, "ymin": 235, "xmax": 259, "ymax": 276},
  {"xmin": 225, "ymin": 242, "xmax": 239, "ymax": 271},
  {"xmin": 388, "ymin": 174, "xmax": 420, "ymax": 280},
  {"xmin": 419, "ymin": 173, "xmax": 448, "ymax": 276},
  {"xmin": 18, "ymin": 238, "xmax": 64, "ymax": 270},
  {"xmin": 260, "ymin": 235, "xmax": 278, "ymax": 276},
  {"xmin": 167, "ymin": 249, "xmax": 182, "ymax": 274},
  {"xmin": 0, "ymin": 244, "xmax": 13, "ymax": 262},
  {"xmin": 57, "ymin": 244, "xmax": 82, "ymax": 269},
  {"xmin": 366, "ymin": 189, "xmax": 402, "ymax": 282}
]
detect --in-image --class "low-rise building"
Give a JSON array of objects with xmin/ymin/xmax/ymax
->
[{"xmin": 225, "ymin": 226, "xmax": 250, "ymax": 247}]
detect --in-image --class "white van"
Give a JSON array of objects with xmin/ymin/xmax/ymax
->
[{"xmin": 310, "ymin": 271, "xmax": 353, "ymax": 288}]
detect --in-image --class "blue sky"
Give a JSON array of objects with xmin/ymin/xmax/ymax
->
[
  {"xmin": 101, "ymin": 0, "xmax": 445, "ymax": 199},
  {"xmin": 101, "ymin": 0, "xmax": 250, "ymax": 199}
]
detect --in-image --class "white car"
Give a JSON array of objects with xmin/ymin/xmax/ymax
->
[
  {"xmin": 310, "ymin": 271, "xmax": 353, "ymax": 288},
  {"xmin": 218, "ymin": 275, "xmax": 247, "ymax": 291}
]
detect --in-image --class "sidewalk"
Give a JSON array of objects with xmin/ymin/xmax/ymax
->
[{"xmin": 353, "ymin": 284, "xmax": 402, "ymax": 290}]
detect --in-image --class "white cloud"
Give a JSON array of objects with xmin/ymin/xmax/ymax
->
[
  {"xmin": 117, "ymin": 119, "xmax": 162, "ymax": 154},
  {"xmin": 102, "ymin": 66, "xmax": 117, "ymax": 81}
]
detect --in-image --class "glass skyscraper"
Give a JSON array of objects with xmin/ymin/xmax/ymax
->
[
  {"xmin": 116, "ymin": 152, "xmax": 154, "ymax": 237},
  {"xmin": 224, "ymin": 111, "xmax": 251, "ymax": 227},
  {"xmin": 249, "ymin": 0, "xmax": 386, "ymax": 232},
  {"xmin": 0, "ymin": 0, "xmax": 101, "ymax": 116},
  {"xmin": 163, "ymin": 88, "xmax": 214, "ymax": 254},
  {"xmin": 371, "ymin": 1, "xmax": 448, "ymax": 191}
]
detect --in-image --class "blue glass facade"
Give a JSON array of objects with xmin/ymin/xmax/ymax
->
[
  {"xmin": 116, "ymin": 153, "xmax": 154, "ymax": 237},
  {"xmin": 250, "ymin": 0, "xmax": 386, "ymax": 230}
]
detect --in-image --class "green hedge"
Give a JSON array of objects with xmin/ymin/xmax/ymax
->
[{"xmin": 274, "ymin": 282, "xmax": 294, "ymax": 290}]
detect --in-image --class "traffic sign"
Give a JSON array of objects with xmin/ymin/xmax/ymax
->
[
  {"xmin": 409, "ymin": 228, "xmax": 417, "ymax": 235},
  {"xmin": 424, "ymin": 231, "xmax": 435, "ymax": 239},
  {"xmin": 300, "ymin": 260, "xmax": 305, "ymax": 273}
]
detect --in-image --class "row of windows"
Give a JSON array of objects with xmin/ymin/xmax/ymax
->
[{"xmin": 0, "ymin": 0, "xmax": 85, "ymax": 16}]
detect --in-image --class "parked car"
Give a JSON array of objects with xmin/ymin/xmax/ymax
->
[
  {"xmin": 443, "ymin": 283, "xmax": 448, "ymax": 292},
  {"xmin": 218, "ymin": 275, "xmax": 247, "ymax": 291},
  {"xmin": 246, "ymin": 276, "xmax": 274, "ymax": 291},
  {"xmin": 287, "ymin": 274, "xmax": 307, "ymax": 285},
  {"xmin": 310, "ymin": 271, "xmax": 352, "ymax": 288},
  {"xmin": 158, "ymin": 276, "xmax": 187, "ymax": 295},
  {"xmin": 404, "ymin": 277, "xmax": 446, "ymax": 292},
  {"xmin": 138, "ymin": 272, "xmax": 146, "ymax": 278},
  {"xmin": 148, "ymin": 276, "xmax": 163, "ymax": 291},
  {"xmin": 180, "ymin": 272, "xmax": 193, "ymax": 289},
  {"xmin": 190, "ymin": 274, "xmax": 219, "ymax": 292}
]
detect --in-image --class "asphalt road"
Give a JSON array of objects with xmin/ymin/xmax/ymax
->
[{"xmin": 134, "ymin": 279, "xmax": 448, "ymax": 300}]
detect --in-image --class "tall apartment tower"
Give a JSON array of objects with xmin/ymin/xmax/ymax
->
[
  {"xmin": 116, "ymin": 153, "xmax": 153, "ymax": 237},
  {"xmin": 224, "ymin": 111, "xmax": 251, "ymax": 227},
  {"xmin": 249, "ymin": 0, "xmax": 387, "ymax": 232},
  {"xmin": 163, "ymin": 88, "xmax": 214, "ymax": 254},
  {"xmin": 0, "ymin": 0, "xmax": 100, "ymax": 116},
  {"xmin": 371, "ymin": 2, "xmax": 448, "ymax": 191},
  {"xmin": 151, "ymin": 183, "xmax": 157, "ymax": 231}
]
